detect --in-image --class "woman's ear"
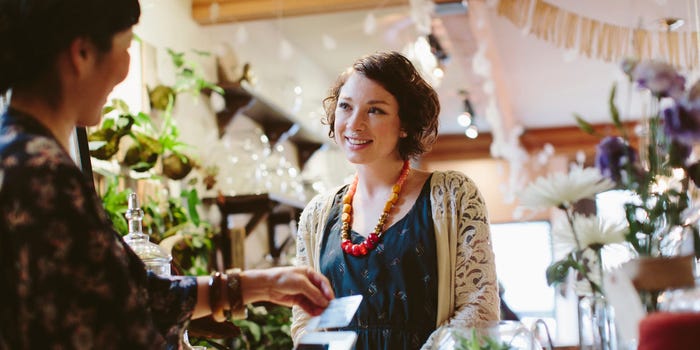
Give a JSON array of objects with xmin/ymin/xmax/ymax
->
[
  {"xmin": 66, "ymin": 37, "xmax": 95, "ymax": 76},
  {"xmin": 399, "ymin": 130, "xmax": 408, "ymax": 138}
]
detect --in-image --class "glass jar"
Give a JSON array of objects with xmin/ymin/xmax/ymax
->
[{"xmin": 122, "ymin": 192, "xmax": 172, "ymax": 276}]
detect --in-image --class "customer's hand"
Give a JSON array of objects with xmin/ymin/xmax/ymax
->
[{"xmin": 240, "ymin": 266, "xmax": 334, "ymax": 316}]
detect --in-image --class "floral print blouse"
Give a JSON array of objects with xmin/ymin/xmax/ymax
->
[{"xmin": 0, "ymin": 108, "xmax": 197, "ymax": 349}]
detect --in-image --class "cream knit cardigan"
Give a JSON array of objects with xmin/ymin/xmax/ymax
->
[{"xmin": 291, "ymin": 170, "xmax": 500, "ymax": 348}]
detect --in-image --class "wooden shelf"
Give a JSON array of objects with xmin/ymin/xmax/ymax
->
[
  {"xmin": 205, "ymin": 193, "xmax": 305, "ymax": 268},
  {"xmin": 215, "ymin": 82, "xmax": 324, "ymax": 169}
]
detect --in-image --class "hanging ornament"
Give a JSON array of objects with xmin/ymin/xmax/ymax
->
[
  {"xmin": 322, "ymin": 34, "xmax": 337, "ymax": 50},
  {"xmin": 208, "ymin": 2, "xmax": 220, "ymax": 23},
  {"xmin": 364, "ymin": 12, "xmax": 377, "ymax": 35}
]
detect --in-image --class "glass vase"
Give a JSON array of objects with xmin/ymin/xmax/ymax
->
[{"xmin": 578, "ymin": 294, "xmax": 617, "ymax": 350}]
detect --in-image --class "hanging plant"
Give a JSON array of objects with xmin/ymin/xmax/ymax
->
[{"xmin": 88, "ymin": 99, "xmax": 135, "ymax": 160}]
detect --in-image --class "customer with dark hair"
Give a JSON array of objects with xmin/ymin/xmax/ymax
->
[
  {"xmin": 0, "ymin": 1, "xmax": 332, "ymax": 348},
  {"xmin": 291, "ymin": 51, "xmax": 500, "ymax": 349}
]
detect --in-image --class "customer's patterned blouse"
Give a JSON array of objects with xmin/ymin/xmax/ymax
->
[{"xmin": 0, "ymin": 108, "xmax": 197, "ymax": 349}]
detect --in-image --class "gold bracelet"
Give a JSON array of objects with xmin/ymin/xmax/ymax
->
[{"xmin": 208, "ymin": 272, "xmax": 226, "ymax": 322}]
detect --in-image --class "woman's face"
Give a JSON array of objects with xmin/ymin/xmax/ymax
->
[
  {"xmin": 77, "ymin": 28, "xmax": 133, "ymax": 127},
  {"xmin": 333, "ymin": 72, "xmax": 403, "ymax": 165}
]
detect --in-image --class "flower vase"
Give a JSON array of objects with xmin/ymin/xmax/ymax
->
[{"xmin": 578, "ymin": 294, "xmax": 617, "ymax": 350}]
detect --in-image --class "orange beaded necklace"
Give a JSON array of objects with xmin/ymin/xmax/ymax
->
[{"xmin": 340, "ymin": 160, "xmax": 411, "ymax": 257}]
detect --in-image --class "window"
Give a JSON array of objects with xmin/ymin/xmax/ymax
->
[
  {"xmin": 491, "ymin": 221, "xmax": 578, "ymax": 345},
  {"xmin": 491, "ymin": 221, "xmax": 554, "ymax": 318}
]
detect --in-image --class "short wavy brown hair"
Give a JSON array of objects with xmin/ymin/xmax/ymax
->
[{"xmin": 322, "ymin": 51, "xmax": 440, "ymax": 160}]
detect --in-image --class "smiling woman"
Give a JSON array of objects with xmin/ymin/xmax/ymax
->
[{"xmin": 292, "ymin": 51, "xmax": 500, "ymax": 350}]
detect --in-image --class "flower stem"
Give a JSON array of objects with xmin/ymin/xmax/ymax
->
[
  {"xmin": 564, "ymin": 206, "xmax": 599, "ymax": 294},
  {"xmin": 564, "ymin": 206, "xmax": 584, "ymax": 251}
]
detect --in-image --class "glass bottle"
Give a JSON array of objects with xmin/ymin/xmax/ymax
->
[{"xmin": 123, "ymin": 192, "xmax": 172, "ymax": 276}]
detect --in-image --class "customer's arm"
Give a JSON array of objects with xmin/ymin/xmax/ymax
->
[{"xmin": 190, "ymin": 266, "xmax": 333, "ymax": 320}]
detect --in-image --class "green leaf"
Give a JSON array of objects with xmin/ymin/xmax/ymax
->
[
  {"xmin": 102, "ymin": 105, "xmax": 116, "ymax": 115},
  {"xmin": 133, "ymin": 112, "xmax": 153, "ymax": 129},
  {"xmin": 193, "ymin": 49, "xmax": 211, "ymax": 57},
  {"xmin": 244, "ymin": 320, "xmax": 262, "ymax": 342},
  {"xmin": 546, "ymin": 256, "xmax": 575, "ymax": 286},
  {"xmin": 113, "ymin": 99, "xmax": 130, "ymax": 115},
  {"xmin": 167, "ymin": 48, "xmax": 185, "ymax": 68},
  {"xmin": 609, "ymin": 83, "xmax": 622, "ymax": 129},
  {"xmin": 574, "ymin": 114, "xmax": 596, "ymax": 135},
  {"xmin": 210, "ymin": 85, "xmax": 224, "ymax": 95},
  {"xmin": 101, "ymin": 118, "xmax": 115, "ymax": 130},
  {"xmin": 182, "ymin": 188, "xmax": 201, "ymax": 226}
]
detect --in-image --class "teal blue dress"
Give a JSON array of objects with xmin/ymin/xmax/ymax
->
[{"xmin": 320, "ymin": 175, "xmax": 437, "ymax": 349}]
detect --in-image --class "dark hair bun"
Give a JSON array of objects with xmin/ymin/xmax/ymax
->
[{"xmin": 0, "ymin": 0, "xmax": 140, "ymax": 94}]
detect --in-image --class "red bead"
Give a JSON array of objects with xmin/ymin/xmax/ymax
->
[
  {"xmin": 363, "ymin": 239, "xmax": 375, "ymax": 250},
  {"xmin": 351, "ymin": 244, "xmax": 361, "ymax": 256},
  {"xmin": 341, "ymin": 240, "xmax": 352, "ymax": 252},
  {"xmin": 367, "ymin": 233, "xmax": 379, "ymax": 245},
  {"xmin": 358, "ymin": 244, "xmax": 368, "ymax": 256}
]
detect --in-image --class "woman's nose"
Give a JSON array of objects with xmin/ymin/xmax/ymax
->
[{"xmin": 346, "ymin": 109, "xmax": 365, "ymax": 131}]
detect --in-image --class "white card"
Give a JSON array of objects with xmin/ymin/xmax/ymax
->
[
  {"xmin": 297, "ymin": 331, "xmax": 357, "ymax": 350},
  {"xmin": 306, "ymin": 294, "xmax": 363, "ymax": 330},
  {"xmin": 604, "ymin": 267, "xmax": 646, "ymax": 344}
]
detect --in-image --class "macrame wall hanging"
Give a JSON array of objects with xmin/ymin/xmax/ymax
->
[{"xmin": 497, "ymin": 0, "xmax": 700, "ymax": 70}]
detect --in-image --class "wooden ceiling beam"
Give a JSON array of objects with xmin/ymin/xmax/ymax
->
[
  {"xmin": 192, "ymin": 0, "xmax": 408, "ymax": 24},
  {"xmin": 424, "ymin": 121, "xmax": 639, "ymax": 162}
]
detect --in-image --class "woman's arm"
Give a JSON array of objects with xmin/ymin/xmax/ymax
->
[
  {"xmin": 422, "ymin": 172, "xmax": 500, "ymax": 349},
  {"xmin": 447, "ymin": 174, "xmax": 500, "ymax": 326}
]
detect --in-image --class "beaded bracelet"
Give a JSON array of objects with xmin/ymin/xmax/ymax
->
[{"xmin": 208, "ymin": 272, "xmax": 227, "ymax": 322}]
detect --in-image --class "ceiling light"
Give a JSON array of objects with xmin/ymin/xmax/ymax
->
[
  {"xmin": 458, "ymin": 94, "xmax": 479, "ymax": 138},
  {"xmin": 457, "ymin": 112, "xmax": 472, "ymax": 127},
  {"xmin": 465, "ymin": 125, "xmax": 479, "ymax": 139}
]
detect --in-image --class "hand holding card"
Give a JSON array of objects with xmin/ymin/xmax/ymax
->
[
  {"xmin": 306, "ymin": 294, "xmax": 363, "ymax": 330},
  {"xmin": 297, "ymin": 295, "xmax": 363, "ymax": 350}
]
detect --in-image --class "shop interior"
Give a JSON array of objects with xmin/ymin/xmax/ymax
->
[{"xmin": 84, "ymin": 0, "xmax": 700, "ymax": 348}]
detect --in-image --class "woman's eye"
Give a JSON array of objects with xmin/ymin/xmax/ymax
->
[
  {"xmin": 337, "ymin": 102, "xmax": 350, "ymax": 110},
  {"xmin": 368, "ymin": 107, "xmax": 386, "ymax": 115}
]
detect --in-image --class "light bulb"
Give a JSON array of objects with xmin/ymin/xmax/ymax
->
[
  {"xmin": 465, "ymin": 125, "xmax": 479, "ymax": 139},
  {"xmin": 457, "ymin": 112, "xmax": 472, "ymax": 127}
]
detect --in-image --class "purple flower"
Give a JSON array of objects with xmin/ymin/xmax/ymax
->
[
  {"xmin": 633, "ymin": 60, "xmax": 685, "ymax": 99},
  {"xmin": 663, "ymin": 101, "xmax": 700, "ymax": 143},
  {"xmin": 595, "ymin": 136, "xmax": 641, "ymax": 185}
]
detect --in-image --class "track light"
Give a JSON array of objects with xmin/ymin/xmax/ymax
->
[
  {"xmin": 465, "ymin": 125, "xmax": 479, "ymax": 139},
  {"xmin": 458, "ymin": 96, "xmax": 478, "ymax": 139}
]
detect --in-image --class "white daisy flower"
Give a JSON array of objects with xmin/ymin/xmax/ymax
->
[
  {"xmin": 518, "ymin": 165, "xmax": 616, "ymax": 210},
  {"xmin": 552, "ymin": 214, "xmax": 627, "ymax": 253}
]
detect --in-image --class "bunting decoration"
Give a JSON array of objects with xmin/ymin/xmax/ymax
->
[{"xmin": 497, "ymin": 0, "xmax": 700, "ymax": 70}]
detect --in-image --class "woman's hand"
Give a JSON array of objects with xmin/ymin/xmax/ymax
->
[{"xmin": 240, "ymin": 266, "xmax": 334, "ymax": 316}]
